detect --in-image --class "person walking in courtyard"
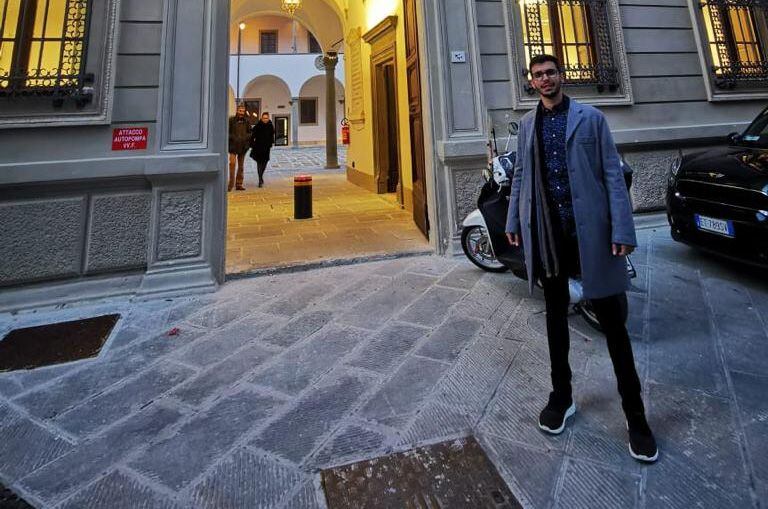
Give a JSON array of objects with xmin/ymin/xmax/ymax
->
[
  {"xmin": 250, "ymin": 112, "xmax": 276, "ymax": 188},
  {"xmin": 505, "ymin": 54, "xmax": 658, "ymax": 462},
  {"xmin": 228, "ymin": 104, "xmax": 252, "ymax": 191}
]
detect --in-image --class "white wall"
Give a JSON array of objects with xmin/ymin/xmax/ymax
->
[
  {"xmin": 298, "ymin": 75, "xmax": 345, "ymax": 143},
  {"xmin": 232, "ymin": 53, "xmax": 345, "ymax": 97},
  {"xmin": 241, "ymin": 75, "xmax": 292, "ymax": 117}
]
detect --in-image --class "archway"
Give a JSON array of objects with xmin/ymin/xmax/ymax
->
[
  {"xmin": 224, "ymin": 0, "xmax": 432, "ymax": 275},
  {"xmin": 298, "ymin": 75, "xmax": 345, "ymax": 146}
]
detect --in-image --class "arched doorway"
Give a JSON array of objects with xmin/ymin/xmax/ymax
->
[
  {"xmin": 224, "ymin": 0, "xmax": 433, "ymax": 275},
  {"xmin": 298, "ymin": 76, "xmax": 345, "ymax": 147}
]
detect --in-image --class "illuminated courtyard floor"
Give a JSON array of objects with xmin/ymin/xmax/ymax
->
[{"xmin": 226, "ymin": 147, "xmax": 430, "ymax": 275}]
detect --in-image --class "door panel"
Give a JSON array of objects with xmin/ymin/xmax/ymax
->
[
  {"xmin": 274, "ymin": 116, "xmax": 289, "ymax": 146},
  {"xmin": 385, "ymin": 65, "xmax": 400, "ymax": 194},
  {"xmin": 404, "ymin": 0, "xmax": 429, "ymax": 237}
]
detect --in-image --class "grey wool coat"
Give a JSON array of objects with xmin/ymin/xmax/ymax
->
[{"xmin": 505, "ymin": 99, "xmax": 637, "ymax": 299}]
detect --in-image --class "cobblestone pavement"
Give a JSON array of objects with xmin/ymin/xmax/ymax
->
[
  {"xmin": 227, "ymin": 146, "xmax": 429, "ymax": 274},
  {"xmin": 267, "ymin": 146, "xmax": 347, "ymax": 171},
  {"xmin": 0, "ymin": 225, "xmax": 767, "ymax": 508}
]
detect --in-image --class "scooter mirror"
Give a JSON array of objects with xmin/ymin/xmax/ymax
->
[{"xmin": 508, "ymin": 121, "xmax": 519, "ymax": 136}]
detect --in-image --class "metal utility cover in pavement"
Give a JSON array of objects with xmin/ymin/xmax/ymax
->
[
  {"xmin": 1, "ymin": 482, "xmax": 34, "ymax": 509},
  {"xmin": 321, "ymin": 436, "xmax": 522, "ymax": 509},
  {"xmin": 0, "ymin": 314, "xmax": 120, "ymax": 372}
]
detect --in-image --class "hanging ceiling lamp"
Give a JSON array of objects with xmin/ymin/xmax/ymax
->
[{"xmin": 281, "ymin": 0, "xmax": 302, "ymax": 16}]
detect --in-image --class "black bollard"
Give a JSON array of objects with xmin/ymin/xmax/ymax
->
[{"xmin": 294, "ymin": 175, "xmax": 313, "ymax": 219}]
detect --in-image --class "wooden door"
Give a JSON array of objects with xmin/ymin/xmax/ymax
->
[
  {"xmin": 403, "ymin": 0, "xmax": 429, "ymax": 237},
  {"xmin": 384, "ymin": 65, "xmax": 400, "ymax": 193}
]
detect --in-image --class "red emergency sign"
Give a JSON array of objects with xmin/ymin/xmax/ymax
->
[{"xmin": 112, "ymin": 127, "xmax": 148, "ymax": 151}]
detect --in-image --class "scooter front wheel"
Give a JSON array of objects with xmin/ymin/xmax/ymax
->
[{"xmin": 461, "ymin": 226, "xmax": 509, "ymax": 273}]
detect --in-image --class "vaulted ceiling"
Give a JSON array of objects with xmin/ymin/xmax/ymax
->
[{"xmin": 230, "ymin": 0, "xmax": 345, "ymax": 52}]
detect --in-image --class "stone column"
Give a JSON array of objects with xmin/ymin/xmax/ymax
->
[
  {"xmin": 291, "ymin": 97, "xmax": 300, "ymax": 149},
  {"xmin": 323, "ymin": 52, "xmax": 340, "ymax": 169}
]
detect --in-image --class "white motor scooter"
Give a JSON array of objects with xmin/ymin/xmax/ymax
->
[{"xmin": 460, "ymin": 122, "xmax": 635, "ymax": 331}]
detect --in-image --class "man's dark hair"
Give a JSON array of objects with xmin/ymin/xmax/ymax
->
[{"xmin": 528, "ymin": 54, "xmax": 561, "ymax": 73}]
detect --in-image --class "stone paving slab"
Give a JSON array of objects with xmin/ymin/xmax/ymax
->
[
  {"xmin": 129, "ymin": 390, "xmax": 282, "ymax": 491},
  {"xmin": 19, "ymin": 405, "xmax": 182, "ymax": 505},
  {"xmin": 1, "ymin": 228, "xmax": 767, "ymax": 508},
  {"xmin": 54, "ymin": 361, "xmax": 195, "ymax": 437},
  {"xmin": 0, "ymin": 405, "xmax": 73, "ymax": 483},
  {"xmin": 251, "ymin": 372, "xmax": 375, "ymax": 464},
  {"xmin": 250, "ymin": 325, "xmax": 363, "ymax": 395},
  {"xmin": 171, "ymin": 342, "xmax": 277, "ymax": 407},
  {"xmin": 190, "ymin": 448, "xmax": 303, "ymax": 509},
  {"xmin": 58, "ymin": 470, "xmax": 182, "ymax": 509},
  {"xmin": 557, "ymin": 459, "xmax": 640, "ymax": 509}
]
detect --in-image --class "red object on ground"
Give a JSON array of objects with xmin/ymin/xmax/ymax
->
[
  {"xmin": 167, "ymin": 327, "xmax": 180, "ymax": 336},
  {"xmin": 112, "ymin": 127, "xmax": 148, "ymax": 151}
]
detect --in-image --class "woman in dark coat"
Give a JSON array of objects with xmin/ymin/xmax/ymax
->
[{"xmin": 250, "ymin": 112, "xmax": 275, "ymax": 188}]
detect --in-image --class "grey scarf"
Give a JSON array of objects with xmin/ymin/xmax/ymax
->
[{"xmin": 532, "ymin": 119, "xmax": 560, "ymax": 279}]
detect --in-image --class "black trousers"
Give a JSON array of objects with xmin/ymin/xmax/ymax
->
[
  {"xmin": 539, "ymin": 232, "xmax": 644, "ymax": 417},
  {"xmin": 257, "ymin": 161, "xmax": 267, "ymax": 182}
]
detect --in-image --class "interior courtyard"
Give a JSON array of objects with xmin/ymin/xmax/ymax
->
[{"xmin": 225, "ymin": 0, "xmax": 432, "ymax": 275}]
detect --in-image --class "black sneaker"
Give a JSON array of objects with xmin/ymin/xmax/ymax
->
[
  {"xmin": 627, "ymin": 414, "xmax": 659, "ymax": 463},
  {"xmin": 538, "ymin": 393, "xmax": 576, "ymax": 435}
]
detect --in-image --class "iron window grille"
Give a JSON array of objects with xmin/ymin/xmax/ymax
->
[
  {"xmin": 260, "ymin": 30, "xmax": 278, "ymax": 54},
  {"xmin": 0, "ymin": 0, "xmax": 93, "ymax": 105},
  {"xmin": 700, "ymin": 0, "xmax": 768, "ymax": 89},
  {"xmin": 520, "ymin": 0, "xmax": 619, "ymax": 93},
  {"xmin": 308, "ymin": 32, "xmax": 321, "ymax": 53},
  {"xmin": 299, "ymin": 97, "xmax": 317, "ymax": 124}
]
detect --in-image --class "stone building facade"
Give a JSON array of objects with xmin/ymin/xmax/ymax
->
[{"xmin": 1, "ymin": 0, "xmax": 765, "ymax": 309}]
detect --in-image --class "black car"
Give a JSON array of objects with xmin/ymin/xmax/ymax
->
[{"xmin": 667, "ymin": 106, "xmax": 768, "ymax": 267}]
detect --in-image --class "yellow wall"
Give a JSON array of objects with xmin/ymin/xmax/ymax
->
[{"xmin": 342, "ymin": 0, "xmax": 415, "ymax": 207}]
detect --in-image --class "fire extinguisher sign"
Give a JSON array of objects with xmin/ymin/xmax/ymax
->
[{"xmin": 112, "ymin": 127, "xmax": 148, "ymax": 151}]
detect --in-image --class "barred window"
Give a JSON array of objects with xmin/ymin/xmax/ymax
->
[
  {"xmin": 700, "ymin": 0, "xmax": 768, "ymax": 89},
  {"xmin": 299, "ymin": 98, "xmax": 317, "ymax": 125},
  {"xmin": 520, "ymin": 0, "xmax": 618, "ymax": 92},
  {"xmin": 260, "ymin": 30, "xmax": 277, "ymax": 54},
  {"xmin": 0, "ymin": 0, "xmax": 92, "ymax": 101},
  {"xmin": 308, "ymin": 32, "xmax": 321, "ymax": 53}
]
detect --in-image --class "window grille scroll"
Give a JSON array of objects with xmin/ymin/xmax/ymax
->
[
  {"xmin": 700, "ymin": 0, "xmax": 768, "ymax": 89},
  {"xmin": 521, "ymin": 0, "xmax": 619, "ymax": 93},
  {"xmin": 0, "ymin": 0, "xmax": 93, "ymax": 103}
]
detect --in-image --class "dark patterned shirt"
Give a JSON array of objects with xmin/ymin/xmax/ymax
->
[{"xmin": 537, "ymin": 96, "xmax": 575, "ymax": 237}]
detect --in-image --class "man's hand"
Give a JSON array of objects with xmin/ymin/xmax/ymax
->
[
  {"xmin": 612, "ymin": 243, "xmax": 634, "ymax": 256},
  {"xmin": 507, "ymin": 233, "xmax": 520, "ymax": 246}
]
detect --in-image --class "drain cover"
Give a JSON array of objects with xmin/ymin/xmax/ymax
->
[
  {"xmin": 0, "ymin": 314, "xmax": 120, "ymax": 372},
  {"xmin": 321, "ymin": 436, "xmax": 522, "ymax": 509},
  {"xmin": 0, "ymin": 482, "xmax": 34, "ymax": 509}
]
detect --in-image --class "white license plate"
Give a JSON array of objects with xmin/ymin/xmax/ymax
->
[{"xmin": 695, "ymin": 214, "xmax": 734, "ymax": 237}]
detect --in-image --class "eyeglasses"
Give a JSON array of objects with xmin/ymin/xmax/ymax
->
[{"xmin": 531, "ymin": 69, "xmax": 559, "ymax": 80}]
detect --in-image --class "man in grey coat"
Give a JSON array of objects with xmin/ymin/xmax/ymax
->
[{"xmin": 506, "ymin": 54, "xmax": 658, "ymax": 462}]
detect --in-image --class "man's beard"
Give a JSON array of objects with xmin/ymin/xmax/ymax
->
[{"xmin": 538, "ymin": 81, "xmax": 561, "ymax": 98}]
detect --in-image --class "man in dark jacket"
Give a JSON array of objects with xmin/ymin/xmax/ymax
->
[
  {"xmin": 250, "ymin": 112, "xmax": 275, "ymax": 188},
  {"xmin": 506, "ymin": 54, "xmax": 658, "ymax": 462},
  {"xmin": 228, "ymin": 104, "xmax": 252, "ymax": 191}
]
